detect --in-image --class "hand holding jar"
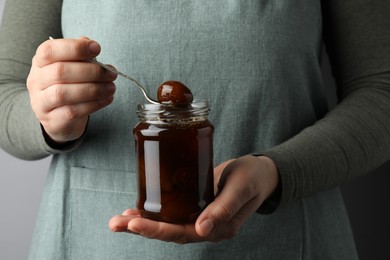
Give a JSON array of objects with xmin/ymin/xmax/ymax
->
[{"xmin": 109, "ymin": 155, "xmax": 279, "ymax": 243}]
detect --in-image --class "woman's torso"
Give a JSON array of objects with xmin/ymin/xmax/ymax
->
[{"xmin": 29, "ymin": 1, "xmax": 358, "ymax": 259}]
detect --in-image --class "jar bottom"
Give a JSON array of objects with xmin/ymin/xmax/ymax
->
[{"xmin": 139, "ymin": 209, "xmax": 200, "ymax": 224}]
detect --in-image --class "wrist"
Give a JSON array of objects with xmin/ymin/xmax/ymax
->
[
  {"xmin": 40, "ymin": 117, "xmax": 89, "ymax": 150},
  {"xmin": 255, "ymin": 155, "xmax": 282, "ymax": 214},
  {"xmin": 41, "ymin": 124, "xmax": 77, "ymax": 149}
]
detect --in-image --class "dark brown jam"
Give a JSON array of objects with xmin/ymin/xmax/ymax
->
[{"xmin": 134, "ymin": 103, "xmax": 214, "ymax": 223}]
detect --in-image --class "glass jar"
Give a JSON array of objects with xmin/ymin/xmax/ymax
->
[{"xmin": 133, "ymin": 101, "xmax": 214, "ymax": 224}]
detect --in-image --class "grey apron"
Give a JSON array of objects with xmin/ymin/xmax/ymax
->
[{"xmin": 29, "ymin": 1, "xmax": 358, "ymax": 259}]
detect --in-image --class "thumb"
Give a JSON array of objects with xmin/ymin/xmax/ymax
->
[
  {"xmin": 195, "ymin": 156, "xmax": 265, "ymax": 238},
  {"xmin": 195, "ymin": 161, "xmax": 239, "ymax": 237},
  {"xmin": 195, "ymin": 191, "xmax": 240, "ymax": 237}
]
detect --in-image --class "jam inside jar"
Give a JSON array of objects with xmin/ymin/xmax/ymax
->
[{"xmin": 133, "ymin": 101, "xmax": 214, "ymax": 223}]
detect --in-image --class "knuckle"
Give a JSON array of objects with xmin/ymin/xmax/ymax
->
[
  {"xmin": 31, "ymin": 55, "xmax": 38, "ymax": 66},
  {"xmin": 52, "ymin": 63, "xmax": 67, "ymax": 80},
  {"xmin": 43, "ymin": 120, "xmax": 56, "ymax": 132},
  {"xmin": 37, "ymin": 42, "xmax": 53, "ymax": 62},
  {"xmin": 89, "ymin": 64, "xmax": 103, "ymax": 80},
  {"xmin": 40, "ymin": 114, "xmax": 58, "ymax": 133},
  {"xmin": 243, "ymin": 182, "xmax": 258, "ymax": 201},
  {"xmin": 29, "ymin": 93, "xmax": 46, "ymax": 116},
  {"xmin": 29, "ymin": 95, "xmax": 38, "ymax": 110},
  {"xmin": 29, "ymin": 98, "xmax": 42, "ymax": 118},
  {"xmin": 27, "ymin": 67, "xmax": 42, "ymax": 91},
  {"xmin": 214, "ymin": 203, "xmax": 235, "ymax": 222},
  {"xmin": 87, "ymin": 83, "xmax": 101, "ymax": 98},
  {"xmin": 54, "ymin": 84, "xmax": 66, "ymax": 105},
  {"xmin": 64, "ymin": 105, "xmax": 79, "ymax": 120},
  {"xmin": 26, "ymin": 77, "xmax": 36, "ymax": 92}
]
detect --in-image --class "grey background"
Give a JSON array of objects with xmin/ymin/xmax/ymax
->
[{"xmin": 0, "ymin": 2, "xmax": 389, "ymax": 259}]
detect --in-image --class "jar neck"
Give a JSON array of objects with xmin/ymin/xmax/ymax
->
[{"xmin": 137, "ymin": 100, "xmax": 210, "ymax": 123}]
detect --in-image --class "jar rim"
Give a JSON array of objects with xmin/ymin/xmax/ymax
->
[{"xmin": 136, "ymin": 100, "xmax": 210, "ymax": 121}]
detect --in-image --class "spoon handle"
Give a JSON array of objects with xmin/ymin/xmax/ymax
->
[
  {"xmin": 89, "ymin": 59, "xmax": 132, "ymax": 83},
  {"xmin": 89, "ymin": 60, "xmax": 159, "ymax": 104}
]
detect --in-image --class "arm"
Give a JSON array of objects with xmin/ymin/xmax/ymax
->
[
  {"xmin": 0, "ymin": 0, "xmax": 63, "ymax": 160},
  {"xmin": 0, "ymin": 0, "xmax": 117, "ymax": 160},
  {"xmin": 262, "ymin": 0, "xmax": 390, "ymax": 209}
]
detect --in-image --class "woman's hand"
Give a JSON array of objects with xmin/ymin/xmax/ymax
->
[
  {"xmin": 109, "ymin": 155, "xmax": 279, "ymax": 243},
  {"xmin": 26, "ymin": 37, "xmax": 117, "ymax": 144}
]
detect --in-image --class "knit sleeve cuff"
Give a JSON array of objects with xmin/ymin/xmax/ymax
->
[{"xmin": 40, "ymin": 122, "xmax": 87, "ymax": 154}]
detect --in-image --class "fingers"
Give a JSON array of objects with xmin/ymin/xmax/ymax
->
[
  {"xmin": 36, "ymin": 82, "xmax": 116, "ymax": 112},
  {"xmin": 29, "ymin": 61, "xmax": 117, "ymax": 89},
  {"xmin": 109, "ymin": 215, "xmax": 139, "ymax": 232},
  {"xmin": 109, "ymin": 209, "xmax": 140, "ymax": 232},
  {"xmin": 122, "ymin": 209, "xmax": 140, "ymax": 216},
  {"xmin": 29, "ymin": 81, "xmax": 115, "ymax": 142},
  {"xmin": 109, "ymin": 209, "xmax": 204, "ymax": 244},
  {"xmin": 33, "ymin": 37, "xmax": 101, "ymax": 67},
  {"xmin": 127, "ymin": 218, "xmax": 203, "ymax": 244},
  {"xmin": 47, "ymin": 96, "xmax": 113, "ymax": 123}
]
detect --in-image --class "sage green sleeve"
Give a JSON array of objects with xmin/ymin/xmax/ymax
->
[
  {"xmin": 0, "ymin": 0, "xmax": 81, "ymax": 160},
  {"xmin": 262, "ymin": 0, "xmax": 390, "ymax": 210}
]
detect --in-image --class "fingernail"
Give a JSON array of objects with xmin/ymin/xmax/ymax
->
[
  {"xmin": 88, "ymin": 42, "xmax": 101, "ymax": 55},
  {"xmin": 106, "ymin": 70, "xmax": 118, "ymax": 80},
  {"xmin": 105, "ymin": 65, "xmax": 118, "ymax": 79},
  {"xmin": 200, "ymin": 219, "xmax": 214, "ymax": 236},
  {"xmin": 106, "ymin": 83, "xmax": 116, "ymax": 94},
  {"xmin": 105, "ymin": 95, "xmax": 114, "ymax": 103}
]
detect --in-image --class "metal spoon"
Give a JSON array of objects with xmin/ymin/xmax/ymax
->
[
  {"xmin": 88, "ymin": 59, "xmax": 160, "ymax": 104},
  {"xmin": 49, "ymin": 37, "xmax": 160, "ymax": 105}
]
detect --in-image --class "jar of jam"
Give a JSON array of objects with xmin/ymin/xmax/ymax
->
[{"xmin": 133, "ymin": 101, "xmax": 214, "ymax": 224}]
